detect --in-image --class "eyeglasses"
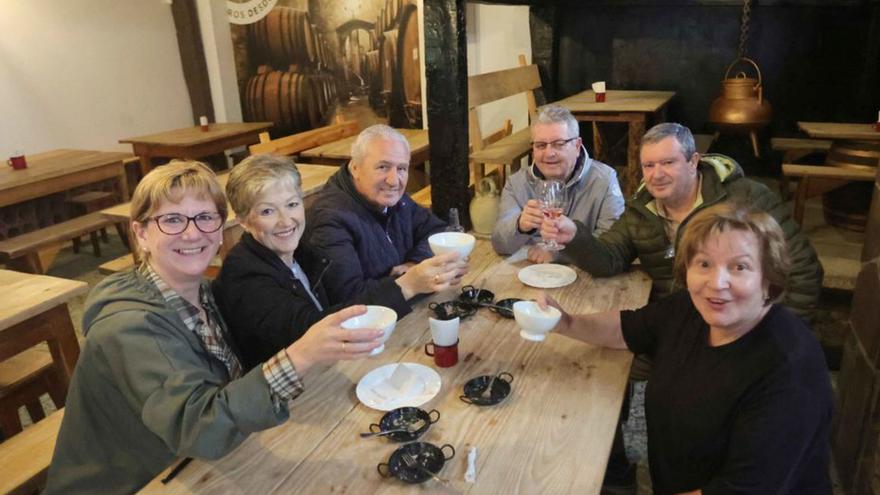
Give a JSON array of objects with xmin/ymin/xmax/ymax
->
[
  {"xmin": 531, "ymin": 137, "xmax": 579, "ymax": 152},
  {"xmin": 149, "ymin": 212, "xmax": 224, "ymax": 235}
]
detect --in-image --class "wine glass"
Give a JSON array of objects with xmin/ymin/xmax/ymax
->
[{"xmin": 536, "ymin": 179, "xmax": 566, "ymax": 252}]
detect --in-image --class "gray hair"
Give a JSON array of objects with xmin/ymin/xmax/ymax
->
[
  {"xmin": 226, "ymin": 154, "xmax": 302, "ymax": 219},
  {"xmin": 350, "ymin": 124, "xmax": 411, "ymax": 165},
  {"xmin": 641, "ymin": 123, "xmax": 696, "ymax": 161},
  {"xmin": 533, "ymin": 104, "xmax": 579, "ymax": 139}
]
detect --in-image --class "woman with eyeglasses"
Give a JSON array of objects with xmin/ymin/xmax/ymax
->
[
  {"xmin": 491, "ymin": 103, "xmax": 624, "ymax": 263},
  {"xmin": 46, "ymin": 162, "xmax": 385, "ymax": 494}
]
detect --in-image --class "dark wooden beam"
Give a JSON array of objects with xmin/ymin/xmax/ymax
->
[
  {"xmin": 170, "ymin": 0, "xmax": 214, "ymax": 124},
  {"xmin": 529, "ymin": 4, "xmax": 557, "ymax": 103},
  {"xmin": 425, "ymin": 0, "xmax": 471, "ymax": 226}
]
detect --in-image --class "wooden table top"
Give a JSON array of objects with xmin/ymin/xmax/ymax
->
[
  {"xmin": 100, "ymin": 164, "xmax": 338, "ymax": 226},
  {"xmin": 797, "ymin": 122, "xmax": 880, "ymax": 141},
  {"xmin": 0, "ymin": 270, "xmax": 88, "ymax": 330},
  {"xmin": 119, "ymin": 122, "xmax": 273, "ymax": 147},
  {"xmin": 142, "ymin": 241, "xmax": 651, "ymax": 494},
  {"xmin": 300, "ymin": 128, "xmax": 429, "ymax": 161},
  {"xmin": 555, "ymin": 90, "xmax": 676, "ymax": 114},
  {"xmin": 0, "ymin": 149, "xmax": 132, "ymax": 194}
]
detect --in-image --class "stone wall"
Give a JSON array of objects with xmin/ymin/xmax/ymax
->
[{"xmin": 835, "ymin": 164, "xmax": 880, "ymax": 493}]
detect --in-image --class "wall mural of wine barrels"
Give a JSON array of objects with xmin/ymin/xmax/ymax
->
[{"xmin": 229, "ymin": 0, "xmax": 424, "ymax": 138}]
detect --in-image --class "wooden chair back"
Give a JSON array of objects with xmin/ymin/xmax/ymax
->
[
  {"xmin": 249, "ymin": 120, "xmax": 361, "ymax": 157},
  {"xmin": 466, "ymin": 54, "xmax": 541, "ymax": 183}
]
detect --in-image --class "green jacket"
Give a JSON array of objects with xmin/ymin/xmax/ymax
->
[
  {"xmin": 566, "ymin": 154, "xmax": 823, "ymax": 320},
  {"xmin": 45, "ymin": 269, "xmax": 289, "ymax": 494}
]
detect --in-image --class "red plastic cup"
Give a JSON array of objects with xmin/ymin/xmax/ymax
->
[
  {"xmin": 595, "ymin": 92, "xmax": 606, "ymax": 103},
  {"xmin": 7, "ymin": 155, "xmax": 27, "ymax": 170},
  {"xmin": 424, "ymin": 340, "xmax": 459, "ymax": 368}
]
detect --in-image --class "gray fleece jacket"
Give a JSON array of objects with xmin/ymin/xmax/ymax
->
[{"xmin": 491, "ymin": 145, "xmax": 625, "ymax": 255}]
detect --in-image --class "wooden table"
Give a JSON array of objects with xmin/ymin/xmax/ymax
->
[
  {"xmin": 299, "ymin": 128, "xmax": 430, "ymax": 166},
  {"xmin": 101, "ymin": 164, "xmax": 338, "ymax": 258},
  {"xmin": 555, "ymin": 90, "xmax": 676, "ymax": 195},
  {"xmin": 120, "ymin": 122, "xmax": 273, "ymax": 176},
  {"xmin": 0, "ymin": 149, "xmax": 132, "ymax": 209},
  {"xmin": 0, "ymin": 270, "xmax": 88, "ymax": 396},
  {"xmin": 795, "ymin": 122, "xmax": 880, "ymax": 230},
  {"xmin": 141, "ymin": 241, "xmax": 651, "ymax": 494}
]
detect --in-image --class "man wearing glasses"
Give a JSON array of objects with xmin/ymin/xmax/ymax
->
[{"xmin": 491, "ymin": 104, "xmax": 625, "ymax": 263}]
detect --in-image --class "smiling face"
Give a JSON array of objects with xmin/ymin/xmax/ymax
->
[
  {"xmin": 686, "ymin": 228, "xmax": 770, "ymax": 341},
  {"xmin": 241, "ymin": 180, "xmax": 305, "ymax": 265},
  {"xmin": 640, "ymin": 136, "xmax": 700, "ymax": 204},
  {"xmin": 132, "ymin": 192, "xmax": 222, "ymax": 289},
  {"xmin": 350, "ymin": 137, "xmax": 410, "ymax": 209},
  {"xmin": 531, "ymin": 122, "xmax": 582, "ymax": 180}
]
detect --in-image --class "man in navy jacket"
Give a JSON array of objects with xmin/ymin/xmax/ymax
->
[{"xmin": 305, "ymin": 125, "xmax": 468, "ymax": 305}]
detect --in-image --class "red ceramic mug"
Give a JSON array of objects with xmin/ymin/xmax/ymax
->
[
  {"xmin": 424, "ymin": 340, "xmax": 459, "ymax": 368},
  {"xmin": 7, "ymin": 155, "xmax": 27, "ymax": 170}
]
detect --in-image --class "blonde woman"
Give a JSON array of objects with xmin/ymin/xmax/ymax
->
[{"xmin": 46, "ymin": 162, "xmax": 384, "ymax": 494}]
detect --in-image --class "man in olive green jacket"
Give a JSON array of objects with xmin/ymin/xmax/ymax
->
[{"xmin": 550, "ymin": 123, "xmax": 823, "ymax": 322}]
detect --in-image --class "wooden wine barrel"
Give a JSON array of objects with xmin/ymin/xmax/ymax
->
[
  {"xmin": 248, "ymin": 7, "xmax": 317, "ymax": 69},
  {"xmin": 822, "ymin": 140, "xmax": 880, "ymax": 231},
  {"xmin": 383, "ymin": 0, "xmax": 401, "ymax": 31},
  {"xmin": 244, "ymin": 69, "xmax": 325, "ymax": 134},
  {"xmin": 397, "ymin": 4, "xmax": 421, "ymax": 108},
  {"xmin": 380, "ymin": 30, "xmax": 398, "ymax": 94}
]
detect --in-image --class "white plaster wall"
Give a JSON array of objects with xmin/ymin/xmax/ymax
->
[
  {"xmin": 466, "ymin": 4, "xmax": 531, "ymax": 138},
  {"xmin": 0, "ymin": 0, "xmax": 193, "ymax": 158}
]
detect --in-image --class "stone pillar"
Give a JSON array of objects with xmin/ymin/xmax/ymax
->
[{"xmin": 835, "ymin": 164, "xmax": 880, "ymax": 493}]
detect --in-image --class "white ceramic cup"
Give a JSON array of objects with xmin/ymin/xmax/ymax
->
[
  {"xmin": 341, "ymin": 305, "xmax": 398, "ymax": 355},
  {"xmin": 428, "ymin": 232, "xmax": 475, "ymax": 259},
  {"xmin": 428, "ymin": 316, "xmax": 460, "ymax": 347},
  {"xmin": 513, "ymin": 301, "xmax": 561, "ymax": 342}
]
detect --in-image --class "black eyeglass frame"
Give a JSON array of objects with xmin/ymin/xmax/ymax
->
[
  {"xmin": 530, "ymin": 136, "xmax": 580, "ymax": 151},
  {"xmin": 148, "ymin": 213, "xmax": 224, "ymax": 235}
]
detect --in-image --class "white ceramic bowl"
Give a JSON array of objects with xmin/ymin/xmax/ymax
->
[
  {"xmin": 428, "ymin": 232, "xmax": 476, "ymax": 259},
  {"xmin": 513, "ymin": 301, "xmax": 561, "ymax": 342},
  {"xmin": 341, "ymin": 305, "xmax": 398, "ymax": 355}
]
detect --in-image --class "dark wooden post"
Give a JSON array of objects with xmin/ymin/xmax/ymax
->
[
  {"xmin": 529, "ymin": 4, "xmax": 558, "ymax": 103},
  {"xmin": 424, "ymin": 0, "xmax": 471, "ymax": 227},
  {"xmin": 170, "ymin": 0, "xmax": 215, "ymax": 125}
]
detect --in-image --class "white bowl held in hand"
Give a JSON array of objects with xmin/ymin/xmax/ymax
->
[
  {"xmin": 428, "ymin": 232, "xmax": 475, "ymax": 259},
  {"xmin": 341, "ymin": 305, "xmax": 398, "ymax": 355},
  {"xmin": 513, "ymin": 301, "xmax": 561, "ymax": 342}
]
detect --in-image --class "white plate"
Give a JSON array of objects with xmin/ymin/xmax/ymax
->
[
  {"xmin": 517, "ymin": 263, "xmax": 577, "ymax": 288},
  {"xmin": 356, "ymin": 363, "xmax": 442, "ymax": 411}
]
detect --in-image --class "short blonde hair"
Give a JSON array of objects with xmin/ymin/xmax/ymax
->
[
  {"xmin": 131, "ymin": 161, "xmax": 227, "ymax": 224},
  {"xmin": 226, "ymin": 154, "xmax": 302, "ymax": 218},
  {"xmin": 674, "ymin": 202, "xmax": 790, "ymax": 302}
]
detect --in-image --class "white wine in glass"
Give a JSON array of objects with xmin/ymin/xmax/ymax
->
[{"xmin": 536, "ymin": 179, "xmax": 565, "ymax": 252}]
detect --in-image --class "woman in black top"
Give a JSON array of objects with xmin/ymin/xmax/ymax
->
[{"xmin": 544, "ymin": 202, "xmax": 832, "ymax": 494}]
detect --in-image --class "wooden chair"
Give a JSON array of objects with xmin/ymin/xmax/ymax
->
[
  {"xmin": 248, "ymin": 120, "xmax": 361, "ymax": 157},
  {"xmin": 0, "ymin": 408, "xmax": 64, "ymax": 495},
  {"xmin": 412, "ymin": 120, "xmax": 513, "ymax": 209},
  {"xmin": 781, "ymin": 163, "xmax": 875, "ymax": 225},
  {"xmin": 468, "ymin": 54, "xmax": 541, "ymax": 186}
]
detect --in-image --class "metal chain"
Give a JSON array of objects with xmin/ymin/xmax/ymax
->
[{"xmin": 738, "ymin": 0, "xmax": 752, "ymax": 58}]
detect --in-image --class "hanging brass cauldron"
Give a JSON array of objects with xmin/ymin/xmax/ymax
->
[{"xmin": 708, "ymin": 57, "xmax": 772, "ymax": 157}]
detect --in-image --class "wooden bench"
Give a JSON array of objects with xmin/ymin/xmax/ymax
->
[
  {"xmin": 0, "ymin": 213, "xmax": 115, "ymax": 274},
  {"xmin": 249, "ymin": 120, "xmax": 360, "ymax": 157},
  {"xmin": 0, "ymin": 348, "xmax": 64, "ymax": 437},
  {"xmin": 413, "ymin": 120, "xmax": 513, "ymax": 209},
  {"xmin": 468, "ymin": 54, "xmax": 541, "ymax": 186},
  {"xmin": 772, "ymin": 138, "xmax": 833, "ymax": 199},
  {"xmin": 0, "ymin": 408, "xmax": 64, "ymax": 495},
  {"xmin": 782, "ymin": 163, "xmax": 876, "ymax": 225}
]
